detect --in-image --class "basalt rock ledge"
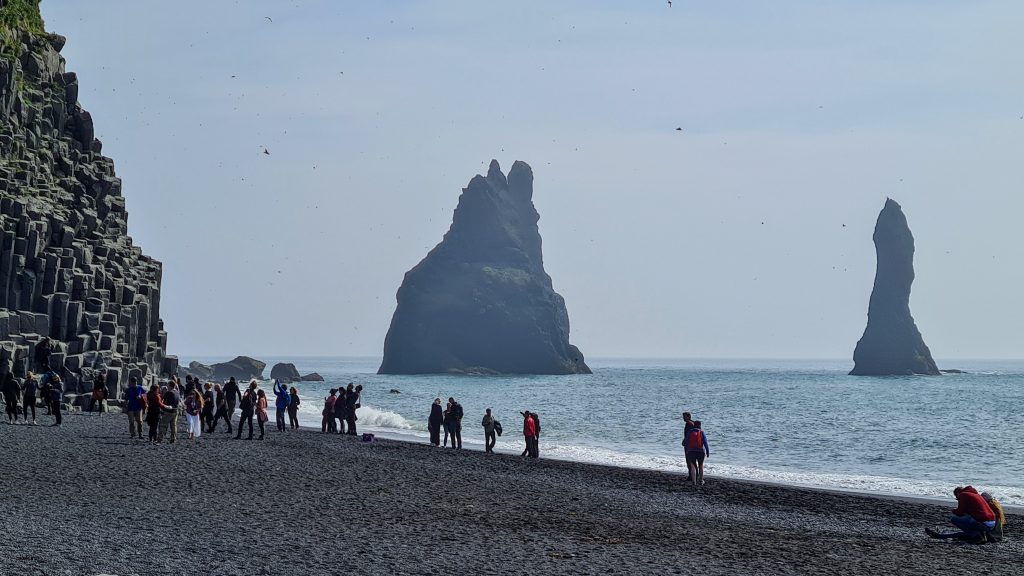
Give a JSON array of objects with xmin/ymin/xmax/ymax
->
[
  {"xmin": 379, "ymin": 160, "xmax": 590, "ymax": 375},
  {"xmin": 850, "ymin": 199, "xmax": 939, "ymax": 376}
]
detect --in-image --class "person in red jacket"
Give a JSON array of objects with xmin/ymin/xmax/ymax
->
[
  {"xmin": 522, "ymin": 411, "xmax": 538, "ymax": 458},
  {"xmin": 926, "ymin": 486, "xmax": 996, "ymax": 542}
]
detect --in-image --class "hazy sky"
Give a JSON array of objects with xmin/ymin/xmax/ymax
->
[{"xmin": 42, "ymin": 1, "xmax": 1024, "ymax": 361}]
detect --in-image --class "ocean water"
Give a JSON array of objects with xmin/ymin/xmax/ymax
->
[{"xmin": 197, "ymin": 357, "xmax": 1024, "ymax": 506}]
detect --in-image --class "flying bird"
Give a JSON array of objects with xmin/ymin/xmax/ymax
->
[
  {"xmin": 667, "ymin": 0, "xmax": 672, "ymax": 6},
  {"xmin": 265, "ymin": 16, "xmax": 273, "ymax": 22},
  {"xmin": 263, "ymin": 148, "xmax": 270, "ymax": 155},
  {"xmin": 675, "ymin": 127, "xmax": 682, "ymax": 131}
]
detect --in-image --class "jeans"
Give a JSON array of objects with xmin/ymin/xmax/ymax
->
[
  {"xmin": 5, "ymin": 399, "xmax": 18, "ymax": 421},
  {"xmin": 236, "ymin": 410, "xmax": 254, "ymax": 439},
  {"xmin": 276, "ymin": 409, "xmax": 286, "ymax": 432},
  {"xmin": 933, "ymin": 515, "xmax": 997, "ymax": 539},
  {"xmin": 22, "ymin": 395, "xmax": 35, "ymax": 420},
  {"xmin": 51, "ymin": 400, "xmax": 62, "ymax": 425},
  {"xmin": 147, "ymin": 414, "xmax": 159, "ymax": 441},
  {"xmin": 485, "ymin": 430, "xmax": 496, "ymax": 453},
  {"xmin": 127, "ymin": 409, "xmax": 143, "ymax": 437},
  {"xmin": 451, "ymin": 420, "xmax": 462, "ymax": 449},
  {"xmin": 346, "ymin": 415, "xmax": 357, "ymax": 436},
  {"xmin": 288, "ymin": 407, "xmax": 299, "ymax": 429}
]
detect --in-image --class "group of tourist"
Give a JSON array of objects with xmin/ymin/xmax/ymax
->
[
  {"xmin": 2, "ymin": 370, "xmax": 66, "ymax": 427},
  {"xmin": 122, "ymin": 375, "xmax": 307, "ymax": 442},
  {"xmin": 319, "ymin": 383, "xmax": 364, "ymax": 435},
  {"xmin": 423, "ymin": 398, "xmax": 540, "ymax": 458}
]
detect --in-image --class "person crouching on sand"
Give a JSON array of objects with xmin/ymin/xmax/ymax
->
[
  {"xmin": 926, "ymin": 486, "xmax": 997, "ymax": 543},
  {"xmin": 428, "ymin": 398, "xmax": 443, "ymax": 446}
]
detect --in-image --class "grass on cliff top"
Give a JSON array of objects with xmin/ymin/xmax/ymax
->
[{"xmin": 0, "ymin": 0, "xmax": 45, "ymax": 35}]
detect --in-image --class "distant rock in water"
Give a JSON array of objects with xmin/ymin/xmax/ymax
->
[
  {"xmin": 850, "ymin": 199, "xmax": 939, "ymax": 376},
  {"xmin": 210, "ymin": 356, "xmax": 266, "ymax": 381},
  {"xmin": 299, "ymin": 372, "xmax": 324, "ymax": 382},
  {"xmin": 379, "ymin": 159, "xmax": 590, "ymax": 375},
  {"xmin": 270, "ymin": 362, "xmax": 301, "ymax": 382}
]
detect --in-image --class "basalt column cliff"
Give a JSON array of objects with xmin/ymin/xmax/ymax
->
[
  {"xmin": 0, "ymin": 1, "xmax": 172, "ymax": 394},
  {"xmin": 850, "ymin": 199, "xmax": 939, "ymax": 376},
  {"xmin": 379, "ymin": 160, "xmax": 590, "ymax": 375}
]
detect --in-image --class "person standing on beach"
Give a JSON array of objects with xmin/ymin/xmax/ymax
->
[
  {"xmin": 255, "ymin": 389, "xmax": 269, "ymax": 440},
  {"xmin": 273, "ymin": 380, "xmax": 290, "ymax": 432},
  {"xmin": 345, "ymin": 383, "xmax": 359, "ymax": 436},
  {"xmin": 144, "ymin": 384, "xmax": 165, "ymax": 442},
  {"xmin": 159, "ymin": 380, "xmax": 181, "ymax": 443},
  {"xmin": 22, "ymin": 372, "xmax": 38, "ymax": 425},
  {"xmin": 428, "ymin": 398, "xmax": 443, "ymax": 446},
  {"xmin": 522, "ymin": 411, "xmax": 537, "ymax": 457},
  {"xmin": 124, "ymin": 376, "xmax": 147, "ymax": 439},
  {"xmin": 449, "ymin": 397, "xmax": 464, "ymax": 449},
  {"xmin": 184, "ymin": 386, "xmax": 203, "ymax": 440},
  {"xmin": 481, "ymin": 408, "xmax": 497, "ymax": 454},
  {"xmin": 201, "ymin": 383, "xmax": 215, "ymax": 432},
  {"xmin": 39, "ymin": 375, "xmax": 51, "ymax": 416},
  {"xmin": 224, "ymin": 377, "xmax": 241, "ymax": 425},
  {"xmin": 925, "ymin": 486, "xmax": 996, "ymax": 543},
  {"xmin": 288, "ymin": 386, "xmax": 300, "ymax": 429},
  {"xmin": 334, "ymin": 387, "xmax": 349, "ymax": 435},
  {"xmin": 682, "ymin": 412, "xmax": 695, "ymax": 481},
  {"xmin": 2, "ymin": 372, "xmax": 21, "ymax": 424},
  {"xmin": 532, "ymin": 412, "xmax": 541, "ymax": 458},
  {"xmin": 442, "ymin": 400, "xmax": 453, "ymax": 447},
  {"xmin": 322, "ymin": 389, "xmax": 337, "ymax": 433},
  {"xmin": 88, "ymin": 374, "xmax": 107, "ymax": 413},
  {"xmin": 210, "ymin": 384, "xmax": 231, "ymax": 433},
  {"xmin": 235, "ymin": 383, "xmax": 258, "ymax": 440},
  {"xmin": 684, "ymin": 420, "xmax": 710, "ymax": 485},
  {"xmin": 48, "ymin": 375, "xmax": 63, "ymax": 427}
]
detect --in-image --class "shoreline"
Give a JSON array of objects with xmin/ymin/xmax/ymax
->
[{"xmin": 2, "ymin": 412, "xmax": 1020, "ymax": 575}]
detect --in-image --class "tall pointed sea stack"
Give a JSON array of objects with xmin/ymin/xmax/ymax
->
[
  {"xmin": 850, "ymin": 199, "xmax": 939, "ymax": 376},
  {"xmin": 0, "ymin": 1, "xmax": 172, "ymax": 394},
  {"xmin": 379, "ymin": 160, "xmax": 590, "ymax": 375}
]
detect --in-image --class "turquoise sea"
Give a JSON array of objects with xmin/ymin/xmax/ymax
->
[{"xmin": 196, "ymin": 357, "xmax": 1024, "ymax": 506}]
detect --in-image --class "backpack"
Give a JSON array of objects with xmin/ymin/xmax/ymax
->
[
  {"xmin": 494, "ymin": 421, "xmax": 503, "ymax": 437},
  {"xmin": 453, "ymin": 403, "xmax": 463, "ymax": 420},
  {"xmin": 686, "ymin": 429, "xmax": 704, "ymax": 452}
]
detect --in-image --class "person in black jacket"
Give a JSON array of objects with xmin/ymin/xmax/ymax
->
[
  {"xmin": 223, "ymin": 377, "xmax": 242, "ymax": 425},
  {"xmin": 2, "ymin": 373, "xmax": 22, "ymax": 424},
  {"xmin": 234, "ymin": 385, "xmax": 257, "ymax": 440},
  {"xmin": 22, "ymin": 372, "xmax": 38, "ymax": 424},
  {"xmin": 334, "ymin": 387, "xmax": 348, "ymax": 435},
  {"xmin": 210, "ymin": 384, "xmax": 231, "ymax": 433},
  {"xmin": 345, "ymin": 383, "xmax": 359, "ymax": 436},
  {"xmin": 201, "ymin": 382, "xmax": 215, "ymax": 432},
  {"xmin": 428, "ymin": 398, "xmax": 443, "ymax": 446},
  {"xmin": 448, "ymin": 397, "xmax": 464, "ymax": 449}
]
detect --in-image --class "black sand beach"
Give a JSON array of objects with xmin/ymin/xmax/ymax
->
[{"xmin": 0, "ymin": 413, "xmax": 1019, "ymax": 576}]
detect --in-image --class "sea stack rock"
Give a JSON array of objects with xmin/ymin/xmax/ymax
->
[
  {"xmin": 850, "ymin": 199, "xmax": 939, "ymax": 376},
  {"xmin": 0, "ymin": 3, "xmax": 170, "ymax": 396},
  {"xmin": 270, "ymin": 362, "xmax": 301, "ymax": 382},
  {"xmin": 379, "ymin": 160, "xmax": 590, "ymax": 375}
]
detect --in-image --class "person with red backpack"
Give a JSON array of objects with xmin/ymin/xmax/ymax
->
[{"xmin": 684, "ymin": 420, "xmax": 710, "ymax": 485}]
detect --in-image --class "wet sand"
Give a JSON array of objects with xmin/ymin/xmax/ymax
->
[{"xmin": 0, "ymin": 412, "xmax": 1019, "ymax": 575}]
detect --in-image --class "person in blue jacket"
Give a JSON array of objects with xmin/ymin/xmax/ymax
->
[
  {"xmin": 124, "ymin": 376, "xmax": 147, "ymax": 439},
  {"xmin": 273, "ymin": 380, "xmax": 290, "ymax": 433}
]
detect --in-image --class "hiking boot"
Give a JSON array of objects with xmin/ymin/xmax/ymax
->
[{"xmin": 925, "ymin": 528, "xmax": 940, "ymax": 539}]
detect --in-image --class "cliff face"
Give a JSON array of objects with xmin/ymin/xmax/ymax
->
[
  {"xmin": 0, "ymin": 2, "xmax": 172, "ymax": 394},
  {"xmin": 850, "ymin": 199, "xmax": 939, "ymax": 376},
  {"xmin": 379, "ymin": 160, "xmax": 590, "ymax": 375}
]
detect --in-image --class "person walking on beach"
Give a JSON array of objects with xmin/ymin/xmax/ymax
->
[
  {"xmin": 21, "ymin": 372, "xmax": 38, "ymax": 425},
  {"xmin": 428, "ymin": 398, "xmax": 443, "ymax": 446},
  {"xmin": 288, "ymin": 386, "xmax": 300, "ymax": 429},
  {"xmin": 2, "ymin": 372, "xmax": 21, "ymax": 424},
  {"xmin": 345, "ymin": 383, "xmax": 359, "ymax": 436},
  {"xmin": 322, "ymin": 389, "xmax": 337, "ymax": 433},
  {"xmin": 926, "ymin": 486, "xmax": 997, "ymax": 543},
  {"xmin": 684, "ymin": 420, "xmax": 710, "ymax": 485},
  {"xmin": 201, "ymin": 382, "xmax": 215, "ymax": 432},
  {"xmin": 682, "ymin": 412, "xmax": 695, "ymax": 481},
  {"xmin": 448, "ymin": 397, "xmax": 464, "ymax": 449},
  {"xmin": 88, "ymin": 374, "xmax": 107, "ymax": 413},
  {"xmin": 124, "ymin": 376, "xmax": 147, "ymax": 439},
  {"xmin": 144, "ymin": 384, "xmax": 165, "ymax": 442},
  {"xmin": 159, "ymin": 380, "xmax": 181, "ymax": 443},
  {"xmin": 256, "ymin": 389, "xmax": 269, "ymax": 440},
  {"xmin": 273, "ymin": 380, "xmax": 290, "ymax": 432},
  {"xmin": 210, "ymin": 384, "xmax": 230, "ymax": 433},
  {"xmin": 48, "ymin": 375, "xmax": 63, "ymax": 427},
  {"xmin": 224, "ymin": 376, "xmax": 242, "ymax": 424},
  {"xmin": 235, "ymin": 383, "xmax": 258, "ymax": 440},
  {"xmin": 184, "ymin": 385, "xmax": 203, "ymax": 440},
  {"xmin": 481, "ymin": 408, "xmax": 497, "ymax": 454}
]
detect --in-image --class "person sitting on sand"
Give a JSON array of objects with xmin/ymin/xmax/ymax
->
[
  {"xmin": 2, "ymin": 372, "xmax": 21, "ymax": 424},
  {"xmin": 481, "ymin": 408, "xmax": 497, "ymax": 454},
  {"xmin": 322, "ymin": 389, "xmax": 337, "ymax": 433},
  {"xmin": 145, "ymin": 384, "xmax": 166, "ymax": 442},
  {"xmin": 273, "ymin": 380, "xmax": 290, "ymax": 433},
  {"xmin": 288, "ymin": 386, "xmax": 300, "ymax": 429},
  {"xmin": 428, "ymin": 398, "xmax": 443, "ymax": 446},
  {"xmin": 235, "ymin": 383, "xmax": 258, "ymax": 440},
  {"xmin": 255, "ymin": 389, "xmax": 269, "ymax": 440},
  {"xmin": 684, "ymin": 420, "xmax": 710, "ymax": 485},
  {"xmin": 926, "ymin": 486, "xmax": 997, "ymax": 543}
]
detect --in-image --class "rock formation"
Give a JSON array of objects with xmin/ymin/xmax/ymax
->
[
  {"xmin": 299, "ymin": 372, "xmax": 323, "ymax": 382},
  {"xmin": 850, "ymin": 199, "xmax": 939, "ymax": 376},
  {"xmin": 0, "ymin": 2, "xmax": 171, "ymax": 396},
  {"xmin": 379, "ymin": 160, "xmax": 590, "ymax": 375},
  {"xmin": 270, "ymin": 362, "xmax": 300, "ymax": 382},
  {"xmin": 180, "ymin": 356, "xmax": 266, "ymax": 382}
]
